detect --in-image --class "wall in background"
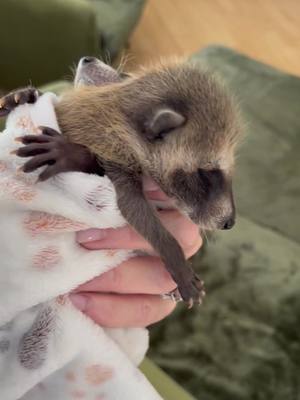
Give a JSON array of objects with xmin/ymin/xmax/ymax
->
[{"xmin": 128, "ymin": 0, "xmax": 300, "ymax": 76}]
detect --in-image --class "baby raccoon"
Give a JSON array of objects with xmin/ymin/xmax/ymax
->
[{"xmin": 0, "ymin": 57, "xmax": 241, "ymax": 306}]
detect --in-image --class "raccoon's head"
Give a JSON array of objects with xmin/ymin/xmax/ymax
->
[{"xmin": 120, "ymin": 62, "xmax": 241, "ymax": 230}]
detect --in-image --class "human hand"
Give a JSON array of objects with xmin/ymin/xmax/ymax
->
[{"xmin": 70, "ymin": 178, "xmax": 202, "ymax": 328}]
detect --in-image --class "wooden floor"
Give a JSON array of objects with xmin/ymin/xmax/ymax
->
[{"xmin": 128, "ymin": 0, "xmax": 300, "ymax": 76}]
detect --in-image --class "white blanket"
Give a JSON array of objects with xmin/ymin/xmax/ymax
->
[{"xmin": 0, "ymin": 93, "xmax": 163, "ymax": 400}]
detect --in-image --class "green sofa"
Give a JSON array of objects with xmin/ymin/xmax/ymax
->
[{"xmin": 0, "ymin": 0, "xmax": 145, "ymax": 90}]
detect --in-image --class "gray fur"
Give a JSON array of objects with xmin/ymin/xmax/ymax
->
[
  {"xmin": 0, "ymin": 339, "xmax": 10, "ymax": 353},
  {"xmin": 18, "ymin": 306, "xmax": 54, "ymax": 370}
]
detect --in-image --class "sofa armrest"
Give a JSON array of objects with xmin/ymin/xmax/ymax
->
[
  {"xmin": 0, "ymin": 0, "xmax": 98, "ymax": 90},
  {"xmin": 141, "ymin": 359, "xmax": 197, "ymax": 400}
]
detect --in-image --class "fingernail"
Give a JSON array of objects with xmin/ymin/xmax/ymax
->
[
  {"xmin": 76, "ymin": 228, "xmax": 108, "ymax": 243},
  {"xmin": 69, "ymin": 294, "xmax": 88, "ymax": 311}
]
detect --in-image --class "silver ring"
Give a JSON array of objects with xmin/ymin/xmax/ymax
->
[{"xmin": 161, "ymin": 289, "xmax": 183, "ymax": 303}]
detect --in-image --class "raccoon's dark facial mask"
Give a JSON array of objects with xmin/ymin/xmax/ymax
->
[{"xmin": 169, "ymin": 168, "xmax": 235, "ymax": 230}]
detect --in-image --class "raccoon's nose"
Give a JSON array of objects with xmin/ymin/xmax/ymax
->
[
  {"xmin": 222, "ymin": 217, "xmax": 235, "ymax": 230},
  {"xmin": 82, "ymin": 56, "xmax": 96, "ymax": 64}
]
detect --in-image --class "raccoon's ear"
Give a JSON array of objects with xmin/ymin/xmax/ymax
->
[{"xmin": 144, "ymin": 108, "xmax": 186, "ymax": 141}]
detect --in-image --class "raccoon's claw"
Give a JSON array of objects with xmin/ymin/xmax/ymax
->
[
  {"xmin": 0, "ymin": 87, "xmax": 40, "ymax": 117},
  {"xmin": 14, "ymin": 93, "xmax": 21, "ymax": 104},
  {"xmin": 177, "ymin": 274, "xmax": 205, "ymax": 308}
]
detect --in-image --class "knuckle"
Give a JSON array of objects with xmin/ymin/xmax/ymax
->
[{"xmin": 141, "ymin": 298, "xmax": 175, "ymax": 327}]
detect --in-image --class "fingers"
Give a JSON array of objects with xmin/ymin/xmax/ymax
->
[
  {"xmin": 14, "ymin": 143, "xmax": 52, "ymax": 157},
  {"xmin": 14, "ymin": 132, "xmax": 61, "ymax": 179},
  {"xmin": 142, "ymin": 175, "xmax": 169, "ymax": 201},
  {"xmin": 77, "ymin": 256, "xmax": 177, "ymax": 295},
  {"xmin": 69, "ymin": 293, "xmax": 176, "ymax": 328},
  {"xmin": 38, "ymin": 164, "xmax": 63, "ymax": 181},
  {"xmin": 22, "ymin": 152, "xmax": 56, "ymax": 172},
  {"xmin": 16, "ymin": 134, "xmax": 52, "ymax": 144},
  {"xmin": 15, "ymin": 88, "xmax": 39, "ymax": 104},
  {"xmin": 76, "ymin": 210, "xmax": 202, "ymax": 256},
  {"xmin": 14, "ymin": 128, "xmax": 62, "ymax": 174},
  {"xmin": 15, "ymin": 127, "xmax": 61, "ymax": 146}
]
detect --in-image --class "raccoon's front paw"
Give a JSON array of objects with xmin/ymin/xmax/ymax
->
[
  {"xmin": 0, "ymin": 87, "xmax": 40, "ymax": 117},
  {"xmin": 13, "ymin": 126, "xmax": 99, "ymax": 181},
  {"xmin": 176, "ymin": 274, "xmax": 206, "ymax": 308}
]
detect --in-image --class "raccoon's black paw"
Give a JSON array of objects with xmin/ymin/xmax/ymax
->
[
  {"xmin": 177, "ymin": 274, "xmax": 206, "ymax": 308},
  {"xmin": 13, "ymin": 126, "xmax": 99, "ymax": 181},
  {"xmin": 0, "ymin": 87, "xmax": 40, "ymax": 117}
]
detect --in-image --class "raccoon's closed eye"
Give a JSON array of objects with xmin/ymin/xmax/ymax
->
[{"xmin": 197, "ymin": 168, "xmax": 225, "ymax": 194}]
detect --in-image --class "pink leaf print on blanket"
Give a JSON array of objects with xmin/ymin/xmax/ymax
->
[
  {"xmin": 85, "ymin": 365, "xmax": 114, "ymax": 386},
  {"xmin": 16, "ymin": 116, "xmax": 41, "ymax": 135},
  {"xmin": 32, "ymin": 246, "xmax": 61, "ymax": 270},
  {"xmin": 24, "ymin": 212, "xmax": 89, "ymax": 235},
  {"xmin": 0, "ymin": 161, "xmax": 7, "ymax": 172},
  {"xmin": 2, "ymin": 180, "xmax": 36, "ymax": 202},
  {"xmin": 70, "ymin": 389, "xmax": 86, "ymax": 399}
]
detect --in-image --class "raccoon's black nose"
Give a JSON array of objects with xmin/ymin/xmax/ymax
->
[
  {"xmin": 222, "ymin": 217, "xmax": 235, "ymax": 230},
  {"xmin": 82, "ymin": 56, "xmax": 96, "ymax": 64}
]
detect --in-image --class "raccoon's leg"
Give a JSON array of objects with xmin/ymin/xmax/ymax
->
[
  {"xmin": 14, "ymin": 126, "xmax": 105, "ymax": 180},
  {"xmin": 0, "ymin": 87, "xmax": 40, "ymax": 117},
  {"xmin": 105, "ymin": 163, "xmax": 206, "ymax": 307}
]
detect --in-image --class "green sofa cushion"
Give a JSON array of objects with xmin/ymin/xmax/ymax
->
[
  {"xmin": 151, "ymin": 216, "xmax": 300, "ymax": 400},
  {"xmin": 0, "ymin": 0, "xmax": 98, "ymax": 90},
  {"xmin": 149, "ymin": 46, "xmax": 300, "ymax": 400},
  {"xmin": 0, "ymin": 0, "xmax": 145, "ymax": 90}
]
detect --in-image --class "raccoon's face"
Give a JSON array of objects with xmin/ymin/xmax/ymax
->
[
  {"xmin": 124, "ymin": 63, "xmax": 241, "ymax": 230},
  {"xmin": 148, "ymin": 131, "xmax": 236, "ymax": 231},
  {"xmin": 167, "ymin": 167, "xmax": 235, "ymax": 230}
]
